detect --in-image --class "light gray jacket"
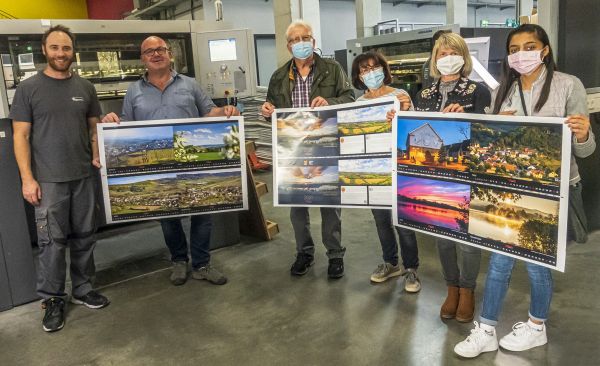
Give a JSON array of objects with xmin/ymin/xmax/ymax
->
[{"xmin": 493, "ymin": 69, "xmax": 596, "ymax": 185}]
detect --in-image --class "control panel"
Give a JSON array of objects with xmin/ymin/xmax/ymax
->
[{"xmin": 195, "ymin": 29, "xmax": 257, "ymax": 101}]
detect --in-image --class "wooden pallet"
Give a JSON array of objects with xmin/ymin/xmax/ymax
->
[{"xmin": 239, "ymin": 141, "xmax": 279, "ymax": 240}]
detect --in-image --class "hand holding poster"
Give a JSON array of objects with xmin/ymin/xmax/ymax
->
[
  {"xmin": 273, "ymin": 98, "xmax": 399, "ymax": 208},
  {"xmin": 98, "ymin": 117, "xmax": 248, "ymax": 224},
  {"xmin": 392, "ymin": 112, "xmax": 571, "ymax": 271}
]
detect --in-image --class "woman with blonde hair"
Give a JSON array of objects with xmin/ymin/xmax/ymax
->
[{"xmin": 413, "ymin": 32, "xmax": 491, "ymax": 323}]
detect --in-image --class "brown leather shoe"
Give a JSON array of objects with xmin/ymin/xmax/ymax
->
[
  {"xmin": 456, "ymin": 287, "xmax": 475, "ymax": 323},
  {"xmin": 440, "ymin": 286, "xmax": 460, "ymax": 319}
]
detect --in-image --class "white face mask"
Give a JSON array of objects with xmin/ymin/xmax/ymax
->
[{"xmin": 436, "ymin": 55, "xmax": 465, "ymax": 76}]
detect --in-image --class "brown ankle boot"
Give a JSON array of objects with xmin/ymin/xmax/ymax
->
[
  {"xmin": 456, "ymin": 288, "xmax": 475, "ymax": 323},
  {"xmin": 440, "ymin": 286, "xmax": 460, "ymax": 319}
]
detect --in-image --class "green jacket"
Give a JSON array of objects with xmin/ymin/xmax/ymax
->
[{"xmin": 266, "ymin": 53, "xmax": 355, "ymax": 109}]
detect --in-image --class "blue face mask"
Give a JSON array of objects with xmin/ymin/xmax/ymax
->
[
  {"xmin": 291, "ymin": 41, "xmax": 313, "ymax": 60},
  {"xmin": 361, "ymin": 68, "xmax": 385, "ymax": 90}
]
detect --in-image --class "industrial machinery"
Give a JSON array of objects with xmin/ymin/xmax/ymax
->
[
  {"xmin": 195, "ymin": 29, "xmax": 257, "ymax": 105},
  {"xmin": 0, "ymin": 21, "xmax": 255, "ymax": 297},
  {"xmin": 346, "ymin": 25, "xmax": 458, "ymax": 98},
  {"xmin": 0, "ymin": 19, "xmax": 257, "ymax": 117},
  {"xmin": 346, "ymin": 25, "xmax": 511, "ymax": 98}
]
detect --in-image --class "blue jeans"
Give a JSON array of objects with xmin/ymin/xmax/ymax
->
[
  {"xmin": 480, "ymin": 253, "xmax": 553, "ymax": 326},
  {"xmin": 160, "ymin": 215, "xmax": 212, "ymax": 269},
  {"xmin": 371, "ymin": 209, "xmax": 419, "ymax": 269}
]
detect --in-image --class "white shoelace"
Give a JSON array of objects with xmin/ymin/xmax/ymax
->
[
  {"xmin": 466, "ymin": 321, "xmax": 492, "ymax": 343},
  {"xmin": 510, "ymin": 321, "xmax": 540, "ymax": 336}
]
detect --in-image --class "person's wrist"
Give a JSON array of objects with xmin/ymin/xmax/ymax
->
[
  {"xmin": 576, "ymin": 132, "xmax": 589, "ymax": 143},
  {"xmin": 22, "ymin": 176, "xmax": 36, "ymax": 184}
]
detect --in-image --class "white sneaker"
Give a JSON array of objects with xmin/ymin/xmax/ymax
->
[
  {"xmin": 454, "ymin": 321, "xmax": 499, "ymax": 358},
  {"xmin": 499, "ymin": 321, "xmax": 547, "ymax": 352}
]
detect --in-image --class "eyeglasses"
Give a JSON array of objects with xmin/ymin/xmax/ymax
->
[
  {"xmin": 359, "ymin": 65, "xmax": 382, "ymax": 75},
  {"xmin": 142, "ymin": 46, "xmax": 170, "ymax": 56},
  {"xmin": 287, "ymin": 35, "xmax": 312, "ymax": 45}
]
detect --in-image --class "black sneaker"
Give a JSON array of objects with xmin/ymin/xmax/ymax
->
[
  {"xmin": 290, "ymin": 253, "xmax": 314, "ymax": 276},
  {"xmin": 328, "ymin": 258, "xmax": 344, "ymax": 279},
  {"xmin": 71, "ymin": 290, "xmax": 110, "ymax": 309},
  {"xmin": 42, "ymin": 297, "xmax": 65, "ymax": 333}
]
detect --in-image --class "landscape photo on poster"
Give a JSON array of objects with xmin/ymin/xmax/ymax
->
[
  {"xmin": 469, "ymin": 122, "xmax": 562, "ymax": 188},
  {"xmin": 276, "ymin": 110, "xmax": 339, "ymax": 158},
  {"xmin": 338, "ymin": 158, "xmax": 391, "ymax": 186},
  {"xmin": 172, "ymin": 122, "xmax": 240, "ymax": 162},
  {"xmin": 103, "ymin": 121, "xmax": 241, "ymax": 172},
  {"xmin": 276, "ymin": 162, "xmax": 340, "ymax": 205},
  {"xmin": 103, "ymin": 125, "xmax": 175, "ymax": 169},
  {"xmin": 337, "ymin": 104, "xmax": 391, "ymax": 135},
  {"xmin": 396, "ymin": 119, "xmax": 471, "ymax": 171},
  {"xmin": 278, "ymin": 165, "xmax": 339, "ymax": 185},
  {"xmin": 107, "ymin": 170, "xmax": 243, "ymax": 218},
  {"xmin": 396, "ymin": 175, "xmax": 471, "ymax": 233},
  {"xmin": 273, "ymin": 98, "xmax": 398, "ymax": 208},
  {"xmin": 468, "ymin": 186, "xmax": 559, "ymax": 256}
]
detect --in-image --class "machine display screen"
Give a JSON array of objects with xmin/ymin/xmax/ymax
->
[
  {"xmin": 18, "ymin": 53, "xmax": 34, "ymax": 69},
  {"xmin": 208, "ymin": 38, "xmax": 237, "ymax": 62}
]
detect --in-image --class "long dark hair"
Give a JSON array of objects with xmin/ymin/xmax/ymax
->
[{"xmin": 493, "ymin": 24, "xmax": 557, "ymax": 114}]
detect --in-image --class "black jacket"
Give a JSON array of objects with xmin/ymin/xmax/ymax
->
[{"xmin": 414, "ymin": 77, "xmax": 491, "ymax": 113}]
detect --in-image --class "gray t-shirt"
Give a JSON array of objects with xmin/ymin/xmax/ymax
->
[{"xmin": 9, "ymin": 71, "xmax": 102, "ymax": 182}]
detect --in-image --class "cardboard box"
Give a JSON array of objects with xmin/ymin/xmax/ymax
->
[{"xmin": 519, "ymin": 13, "xmax": 538, "ymax": 24}]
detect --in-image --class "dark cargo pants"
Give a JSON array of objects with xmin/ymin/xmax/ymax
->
[{"xmin": 34, "ymin": 176, "xmax": 97, "ymax": 300}]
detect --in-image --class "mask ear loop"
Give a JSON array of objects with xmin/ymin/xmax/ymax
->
[{"xmin": 541, "ymin": 46, "xmax": 549, "ymax": 63}]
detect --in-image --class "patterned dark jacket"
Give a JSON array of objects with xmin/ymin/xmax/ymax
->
[{"xmin": 414, "ymin": 77, "xmax": 491, "ymax": 113}]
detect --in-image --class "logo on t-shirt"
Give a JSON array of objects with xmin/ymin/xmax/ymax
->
[{"xmin": 72, "ymin": 97, "xmax": 84, "ymax": 102}]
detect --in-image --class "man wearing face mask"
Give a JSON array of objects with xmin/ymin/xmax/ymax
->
[{"xmin": 261, "ymin": 20, "xmax": 354, "ymax": 279}]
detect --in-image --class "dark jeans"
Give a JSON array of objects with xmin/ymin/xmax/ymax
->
[
  {"xmin": 437, "ymin": 238, "xmax": 481, "ymax": 289},
  {"xmin": 290, "ymin": 207, "xmax": 345, "ymax": 259},
  {"xmin": 372, "ymin": 209, "xmax": 419, "ymax": 269},
  {"xmin": 160, "ymin": 215, "xmax": 212, "ymax": 269}
]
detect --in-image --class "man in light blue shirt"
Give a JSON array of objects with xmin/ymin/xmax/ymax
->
[{"xmin": 103, "ymin": 36, "xmax": 239, "ymax": 286}]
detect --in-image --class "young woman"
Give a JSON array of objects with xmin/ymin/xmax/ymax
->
[
  {"xmin": 454, "ymin": 24, "xmax": 595, "ymax": 358},
  {"xmin": 350, "ymin": 51, "xmax": 421, "ymax": 293},
  {"xmin": 413, "ymin": 32, "xmax": 491, "ymax": 323}
]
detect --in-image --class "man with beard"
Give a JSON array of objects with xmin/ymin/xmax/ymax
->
[
  {"xmin": 11, "ymin": 25, "xmax": 109, "ymax": 333},
  {"xmin": 102, "ymin": 36, "xmax": 239, "ymax": 287}
]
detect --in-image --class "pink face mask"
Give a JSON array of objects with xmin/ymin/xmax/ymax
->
[{"xmin": 507, "ymin": 50, "xmax": 544, "ymax": 75}]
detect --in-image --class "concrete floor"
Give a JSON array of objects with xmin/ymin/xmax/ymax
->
[{"xmin": 1, "ymin": 170, "xmax": 599, "ymax": 366}]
